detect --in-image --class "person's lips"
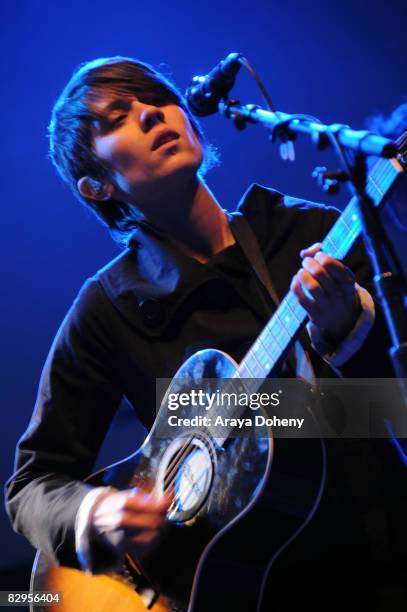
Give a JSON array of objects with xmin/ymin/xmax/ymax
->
[{"xmin": 151, "ymin": 129, "xmax": 180, "ymax": 151}]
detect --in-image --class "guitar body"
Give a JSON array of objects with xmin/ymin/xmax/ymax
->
[{"xmin": 31, "ymin": 349, "xmax": 325, "ymax": 612}]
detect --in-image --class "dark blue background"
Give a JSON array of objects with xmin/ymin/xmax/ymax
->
[{"xmin": 1, "ymin": 0, "xmax": 406, "ymax": 585}]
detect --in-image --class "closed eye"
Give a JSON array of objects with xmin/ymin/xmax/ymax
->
[{"xmin": 108, "ymin": 114, "xmax": 127, "ymax": 129}]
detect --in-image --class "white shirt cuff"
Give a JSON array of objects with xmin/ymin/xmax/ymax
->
[
  {"xmin": 307, "ymin": 284, "xmax": 375, "ymax": 368},
  {"xmin": 75, "ymin": 486, "xmax": 119, "ymax": 573}
]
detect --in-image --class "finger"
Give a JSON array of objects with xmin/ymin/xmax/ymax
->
[
  {"xmin": 297, "ymin": 269, "xmax": 325, "ymax": 303},
  {"xmin": 300, "ymin": 243, "xmax": 322, "ymax": 258},
  {"xmin": 290, "ymin": 272, "xmax": 305, "ymax": 302},
  {"xmin": 291, "ymin": 272, "xmax": 329, "ymax": 329},
  {"xmin": 119, "ymin": 511, "xmax": 167, "ymax": 532},
  {"xmin": 301, "ymin": 257, "xmax": 336, "ymax": 295},
  {"xmin": 125, "ymin": 489, "xmax": 171, "ymax": 514},
  {"xmin": 314, "ymin": 251, "xmax": 355, "ymax": 286},
  {"xmin": 93, "ymin": 506, "xmax": 167, "ymax": 534},
  {"xmin": 290, "ymin": 272, "xmax": 321, "ymax": 314},
  {"xmin": 142, "ymin": 488, "xmax": 173, "ymax": 508},
  {"xmin": 128, "ymin": 487, "xmax": 171, "ymax": 505},
  {"xmin": 94, "ymin": 489, "xmax": 168, "ymax": 518}
]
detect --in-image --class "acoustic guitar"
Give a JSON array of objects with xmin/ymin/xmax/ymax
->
[{"xmin": 30, "ymin": 137, "xmax": 406, "ymax": 612}]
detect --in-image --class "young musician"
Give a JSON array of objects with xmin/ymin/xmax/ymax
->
[{"xmin": 5, "ymin": 57, "xmax": 406, "ymax": 609}]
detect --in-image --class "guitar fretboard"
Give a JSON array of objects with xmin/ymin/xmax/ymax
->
[
  {"xmin": 208, "ymin": 151, "xmax": 405, "ymax": 442},
  {"xmin": 238, "ymin": 156, "xmax": 403, "ymax": 388}
]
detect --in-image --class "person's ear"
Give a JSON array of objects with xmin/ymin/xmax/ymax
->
[{"xmin": 77, "ymin": 176, "xmax": 114, "ymax": 201}]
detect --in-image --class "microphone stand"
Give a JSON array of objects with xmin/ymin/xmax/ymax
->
[
  {"xmin": 218, "ymin": 100, "xmax": 398, "ymax": 158},
  {"xmin": 348, "ymin": 155, "xmax": 407, "ymax": 405},
  {"xmin": 217, "ymin": 99, "xmax": 407, "ymax": 406}
]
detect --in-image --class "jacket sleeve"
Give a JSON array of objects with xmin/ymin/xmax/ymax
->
[
  {"xmin": 4, "ymin": 278, "xmax": 123, "ymax": 569},
  {"xmin": 316, "ymin": 205, "xmax": 394, "ymax": 378}
]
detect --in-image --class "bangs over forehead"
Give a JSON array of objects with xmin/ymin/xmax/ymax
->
[{"xmin": 81, "ymin": 58, "xmax": 184, "ymax": 123}]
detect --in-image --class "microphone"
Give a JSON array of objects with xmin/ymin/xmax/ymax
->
[{"xmin": 186, "ymin": 52, "xmax": 243, "ymax": 116}]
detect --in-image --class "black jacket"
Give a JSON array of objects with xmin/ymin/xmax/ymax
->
[{"xmin": 5, "ymin": 184, "xmax": 405, "ymax": 598}]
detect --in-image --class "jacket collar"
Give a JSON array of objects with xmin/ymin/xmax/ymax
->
[{"xmin": 95, "ymin": 183, "xmax": 281, "ymax": 336}]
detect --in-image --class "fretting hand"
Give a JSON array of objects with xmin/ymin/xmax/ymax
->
[{"xmin": 290, "ymin": 243, "xmax": 361, "ymax": 345}]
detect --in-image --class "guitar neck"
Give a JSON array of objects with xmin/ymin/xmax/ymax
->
[{"xmin": 237, "ymin": 155, "xmax": 405, "ymax": 391}]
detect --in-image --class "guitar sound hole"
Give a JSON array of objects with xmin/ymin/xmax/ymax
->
[{"xmin": 159, "ymin": 436, "xmax": 215, "ymax": 523}]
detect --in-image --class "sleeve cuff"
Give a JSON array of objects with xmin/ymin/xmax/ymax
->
[
  {"xmin": 307, "ymin": 283, "xmax": 375, "ymax": 368},
  {"xmin": 75, "ymin": 486, "xmax": 122, "ymax": 574}
]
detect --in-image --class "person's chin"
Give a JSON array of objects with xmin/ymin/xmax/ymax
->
[{"xmin": 161, "ymin": 148, "xmax": 202, "ymax": 176}]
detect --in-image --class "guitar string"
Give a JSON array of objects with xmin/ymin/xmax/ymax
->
[
  {"xmin": 163, "ymin": 382, "xmax": 260, "ymax": 512},
  {"xmin": 159, "ymin": 153, "xmax": 404, "ymax": 511},
  {"xmin": 162, "ymin": 376, "xmax": 255, "ymax": 498},
  {"xmin": 163, "ymin": 167, "xmax": 396, "ymax": 436},
  {"xmin": 162, "ymin": 376, "xmax": 259, "ymax": 507},
  {"xmin": 163, "ymin": 437, "xmax": 195, "ymax": 491},
  {"xmin": 161, "ymin": 330, "xmax": 290, "ymax": 510},
  {"xmin": 160, "ymin": 206, "xmax": 371, "ymax": 508},
  {"xmin": 161, "ymin": 214, "xmax": 388, "ymax": 512}
]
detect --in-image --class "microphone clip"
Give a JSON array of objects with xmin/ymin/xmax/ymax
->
[{"xmin": 312, "ymin": 166, "xmax": 349, "ymax": 195}]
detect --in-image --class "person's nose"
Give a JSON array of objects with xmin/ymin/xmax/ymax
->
[{"xmin": 139, "ymin": 104, "xmax": 165, "ymax": 133}]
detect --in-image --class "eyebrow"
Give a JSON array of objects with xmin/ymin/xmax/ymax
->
[
  {"xmin": 91, "ymin": 97, "xmax": 132, "ymax": 122},
  {"xmin": 102, "ymin": 98, "xmax": 132, "ymax": 113}
]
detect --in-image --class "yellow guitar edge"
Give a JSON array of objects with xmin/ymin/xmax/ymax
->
[{"xmin": 44, "ymin": 564, "xmax": 171, "ymax": 611}]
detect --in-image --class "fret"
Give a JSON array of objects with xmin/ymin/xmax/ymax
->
[
  {"xmin": 282, "ymin": 291, "xmax": 307, "ymax": 328},
  {"xmin": 368, "ymin": 161, "xmax": 399, "ymax": 204},
  {"xmin": 372, "ymin": 167, "xmax": 388, "ymax": 192},
  {"xmin": 366, "ymin": 179, "xmax": 381, "ymax": 204},
  {"xmin": 260, "ymin": 326, "xmax": 284, "ymax": 364},
  {"xmin": 367, "ymin": 174, "xmax": 384, "ymax": 198},
  {"xmin": 253, "ymin": 337, "xmax": 271, "ymax": 371},
  {"xmin": 231, "ymin": 149, "xmax": 405, "ymax": 411},
  {"xmin": 255, "ymin": 334, "xmax": 274, "ymax": 371},
  {"xmin": 231, "ymin": 377, "xmax": 252, "ymax": 399},
  {"xmin": 280, "ymin": 308, "xmax": 294, "ymax": 327},
  {"xmin": 280, "ymin": 298, "xmax": 301, "ymax": 330},
  {"xmin": 330, "ymin": 219, "xmax": 351, "ymax": 255},
  {"xmin": 222, "ymin": 377, "xmax": 251, "ymax": 403},
  {"xmin": 225, "ymin": 374, "xmax": 259, "ymax": 400},
  {"xmin": 271, "ymin": 309, "xmax": 293, "ymax": 346},
  {"xmin": 348, "ymin": 206, "xmax": 363, "ymax": 231},
  {"xmin": 343, "ymin": 200, "xmax": 362, "ymax": 227},
  {"xmin": 239, "ymin": 358, "xmax": 259, "ymax": 379},
  {"xmin": 241, "ymin": 347, "xmax": 266, "ymax": 378},
  {"xmin": 323, "ymin": 233, "xmax": 343, "ymax": 259},
  {"xmin": 339, "ymin": 215, "xmax": 357, "ymax": 242},
  {"xmin": 210, "ymin": 148, "xmax": 406, "ymax": 445},
  {"xmin": 251, "ymin": 343, "xmax": 267, "ymax": 376},
  {"xmin": 284, "ymin": 296, "xmax": 302, "ymax": 326},
  {"xmin": 248, "ymin": 360, "xmax": 263, "ymax": 379},
  {"xmin": 369, "ymin": 158, "xmax": 387, "ymax": 181},
  {"xmin": 243, "ymin": 377, "xmax": 262, "ymax": 396},
  {"xmin": 257, "ymin": 332, "xmax": 277, "ymax": 364},
  {"xmin": 244, "ymin": 332, "xmax": 276, "ymax": 377},
  {"xmin": 238, "ymin": 362, "xmax": 252, "ymax": 379},
  {"xmin": 335, "ymin": 216, "xmax": 355, "ymax": 253},
  {"xmin": 281, "ymin": 296, "xmax": 303, "ymax": 330}
]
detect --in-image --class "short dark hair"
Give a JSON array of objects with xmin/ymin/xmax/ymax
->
[{"xmin": 49, "ymin": 56, "xmax": 218, "ymax": 247}]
